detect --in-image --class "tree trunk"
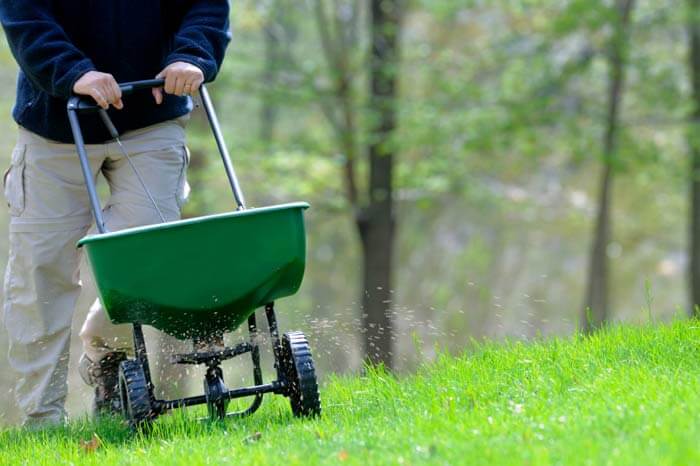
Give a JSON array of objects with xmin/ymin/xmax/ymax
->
[
  {"xmin": 688, "ymin": 0, "xmax": 700, "ymax": 316},
  {"xmin": 358, "ymin": 165, "xmax": 395, "ymax": 367},
  {"xmin": 583, "ymin": 165, "xmax": 613, "ymax": 332},
  {"xmin": 581, "ymin": 0, "xmax": 634, "ymax": 333},
  {"xmin": 260, "ymin": 18, "xmax": 280, "ymax": 141},
  {"xmin": 358, "ymin": 0, "xmax": 401, "ymax": 367}
]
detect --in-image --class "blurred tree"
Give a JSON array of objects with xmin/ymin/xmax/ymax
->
[
  {"xmin": 308, "ymin": 0, "xmax": 402, "ymax": 367},
  {"xmin": 260, "ymin": 0, "xmax": 296, "ymax": 142},
  {"xmin": 582, "ymin": 0, "xmax": 636, "ymax": 332},
  {"xmin": 151, "ymin": 0, "xmax": 688, "ymax": 376},
  {"xmin": 357, "ymin": 0, "xmax": 402, "ymax": 367},
  {"xmin": 688, "ymin": 0, "xmax": 700, "ymax": 316},
  {"xmin": 361, "ymin": 0, "xmax": 402, "ymax": 366}
]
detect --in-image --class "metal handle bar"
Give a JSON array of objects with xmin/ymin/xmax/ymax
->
[
  {"xmin": 68, "ymin": 79, "xmax": 166, "ymax": 114},
  {"xmin": 67, "ymin": 79, "xmax": 247, "ymax": 234},
  {"xmin": 120, "ymin": 78, "xmax": 166, "ymax": 95}
]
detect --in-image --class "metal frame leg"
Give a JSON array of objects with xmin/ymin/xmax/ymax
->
[
  {"xmin": 265, "ymin": 303, "xmax": 284, "ymax": 382},
  {"xmin": 225, "ymin": 312, "xmax": 264, "ymax": 417},
  {"xmin": 132, "ymin": 323, "xmax": 155, "ymax": 401}
]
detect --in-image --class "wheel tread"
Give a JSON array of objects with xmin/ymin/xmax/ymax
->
[
  {"xmin": 118, "ymin": 360, "xmax": 154, "ymax": 430},
  {"xmin": 281, "ymin": 331, "xmax": 321, "ymax": 417}
]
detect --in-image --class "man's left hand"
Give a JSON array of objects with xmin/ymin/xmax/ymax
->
[{"xmin": 152, "ymin": 62, "xmax": 205, "ymax": 104}]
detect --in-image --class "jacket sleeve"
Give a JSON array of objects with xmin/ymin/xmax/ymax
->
[
  {"xmin": 164, "ymin": 0, "xmax": 232, "ymax": 82},
  {"xmin": 0, "ymin": 0, "xmax": 95, "ymax": 98}
]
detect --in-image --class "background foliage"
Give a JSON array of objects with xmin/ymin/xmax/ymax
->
[{"xmin": 0, "ymin": 0, "xmax": 694, "ymax": 423}]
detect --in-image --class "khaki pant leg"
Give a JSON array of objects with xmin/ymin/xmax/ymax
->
[
  {"xmin": 3, "ymin": 128, "xmax": 105, "ymax": 427},
  {"xmin": 80, "ymin": 119, "xmax": 189, "ymax": 362}
]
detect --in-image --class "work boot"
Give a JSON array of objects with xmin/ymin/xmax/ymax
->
[{"xmin": 78, "ymin": 352, "xmax": 127, "ymax": 416}]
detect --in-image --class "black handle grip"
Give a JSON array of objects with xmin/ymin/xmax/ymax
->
[
  {"xmin": 119, "ymin": 79, "xmax": 165, "ymax": 95},
  {"xmin": 67, "ymin": 79, "xmax": 167, "ymax": 113}
]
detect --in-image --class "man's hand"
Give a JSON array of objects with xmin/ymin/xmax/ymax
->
[
  {"xmin": 152, "ymin": 62, "xmax": 204, "ymax": 104},
  {"xmin": 73, "ymin": 71, "xmax": 123, "ymax": 110}
]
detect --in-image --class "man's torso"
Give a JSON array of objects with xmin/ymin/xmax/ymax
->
[{"xmin": 14, "ymin": 0, "xmax": 197, "ymax": 143}]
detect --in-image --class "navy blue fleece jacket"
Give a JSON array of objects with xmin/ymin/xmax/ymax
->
[{"xmin": 0, "ymin": 1, "xmax": 231, "ymax": 143}]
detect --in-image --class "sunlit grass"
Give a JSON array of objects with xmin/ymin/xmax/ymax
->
[{"xmin": 2, "ymin": 321, "xmax": 700, "ymax": 465}]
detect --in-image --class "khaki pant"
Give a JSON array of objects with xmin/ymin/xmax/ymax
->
[{"xmin": 2, "ymin": 119, "xmax": 189, "ymax": 427}]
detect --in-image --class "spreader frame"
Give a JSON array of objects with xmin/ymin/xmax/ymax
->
[
  {"xmin": 135, "ymin": 303, "xmax": 285, "ymax": 419},
  {"xmin": 66, "ymin": 80, "xmax": 321, "ymax": 426},
  {"xmin": 67, "ymin": 79, "xmax": 246, "ymax": 234}
]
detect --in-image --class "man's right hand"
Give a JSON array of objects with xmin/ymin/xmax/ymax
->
[{"xmin": 72, "ymin": 71, "xmax": 123, "ymax": 110}]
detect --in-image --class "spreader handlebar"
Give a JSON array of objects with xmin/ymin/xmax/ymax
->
[
  {"xmin": 119, "ymin": 78, "xmax": 165, "ymax": 95},
  {"xmin": 67, "ymin": 79, "xmax": 167, "ymax": 113},
  {"xmin": 67, "ymin": 79, "xmax": 247, "ymax": 233}
]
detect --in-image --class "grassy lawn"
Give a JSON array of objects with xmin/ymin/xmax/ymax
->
[{"xmin": 2, "ymin": 321, "xmax": 700, "ymax": 465}]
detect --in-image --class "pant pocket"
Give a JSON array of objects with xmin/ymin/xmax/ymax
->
[
  {"xmin": 3, "ymin": 144, "xmax": 26, "ymax": 217},
  {"xmin": 175, "ymin": 145, "xmax": 190, "ymax": 209}
]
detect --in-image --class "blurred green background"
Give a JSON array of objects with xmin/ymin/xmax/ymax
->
[{"xmin": 0, "ymin": 0, "xmax": 692, "ymax": 423}]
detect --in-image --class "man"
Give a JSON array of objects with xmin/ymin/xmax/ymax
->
[{"xmin": 0, "ymin": 1, "xmax": 231, "ymax": 427}]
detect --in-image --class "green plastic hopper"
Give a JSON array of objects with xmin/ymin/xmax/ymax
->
[{"xmin": 78, "ymin": 202, "xmax": 309, "ymax": 340}]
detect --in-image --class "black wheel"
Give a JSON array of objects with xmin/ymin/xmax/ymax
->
[
  {"xmin": 203, "ymin": 368, "xmax": 228, "ymax": 421},
  {"xmin": 118, "ymin": 360, "xmax": 154, "ymax": 430},
  {"xmin": 281, "ymin": 331, "xmax": 321, "ymax": 417}
]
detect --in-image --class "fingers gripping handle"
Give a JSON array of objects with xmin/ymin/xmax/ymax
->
[{"xmin": 68, "ymin": 79, "xmax": 166, "ymax": 113}]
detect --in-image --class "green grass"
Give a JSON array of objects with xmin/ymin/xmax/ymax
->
[{"xmin": 3, "ymin": 321, "xmax": 700, "ymax": 465}]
